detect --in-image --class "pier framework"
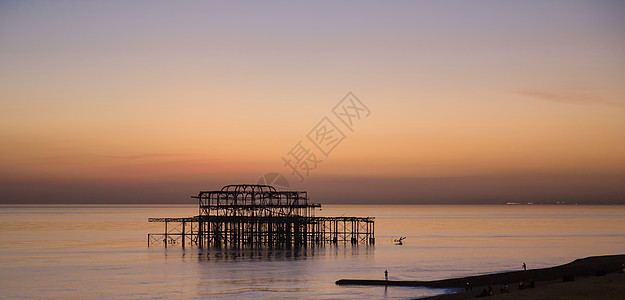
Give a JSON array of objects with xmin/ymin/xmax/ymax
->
[{"xmin": 148, "ymin": 184, "xmax": 374, "ymax": 248}]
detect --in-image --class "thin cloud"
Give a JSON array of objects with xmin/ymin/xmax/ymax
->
[
  {"xmin": 513, "ymin": 90, "xmax": 625, "ymax": 108},
  {"xmin": 23, "ymin": 153, "xmax": 178, "ymax": 163},
  {"xmin": 100, "ymin": 153, "xmax": 177, "ymax": 160}
]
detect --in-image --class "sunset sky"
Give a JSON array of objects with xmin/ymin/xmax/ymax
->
[{"xmin": 1, "ymin": 1, "xmax": 624, "ymax": 204}]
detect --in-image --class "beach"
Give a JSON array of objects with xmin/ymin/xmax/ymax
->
[
  {"xmin": 420, "ymin": 272, "xmax": 625, "ymax": 300},
  {"xmin": 419, "ymin": 254, "xmax": 625, "ymax": 300},
  {"xmin": 337, "ymin": 254, "xmax": 625, "ymax": 299}
]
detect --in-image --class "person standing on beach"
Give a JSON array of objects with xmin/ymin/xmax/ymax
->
[
  {"xmin": 523, "ymin": 262, "xmax": 527, "ymax": 270},
  {"xmin": 384, "ymin": 270, "xmax": 388, "ymax": 281}
]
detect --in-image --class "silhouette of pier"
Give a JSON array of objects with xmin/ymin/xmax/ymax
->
[{"xmin": 148, "ymin": 184, "xmax": 375, "ymax": 248}]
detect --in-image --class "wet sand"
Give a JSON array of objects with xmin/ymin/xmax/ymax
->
[{"xmin": 336, "ymin": 254, "xmax": 625, "ymax": 299}]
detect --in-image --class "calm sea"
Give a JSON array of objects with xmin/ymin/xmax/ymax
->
[{"xmin": 1, "ymin": 205, "xmax": 624, "ymax": 299}]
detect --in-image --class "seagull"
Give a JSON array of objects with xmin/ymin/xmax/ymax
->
[{"xmin": 394, "ymin": 236, "xmax": 406, "ymax": 245}]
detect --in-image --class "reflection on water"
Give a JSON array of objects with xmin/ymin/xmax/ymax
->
[
  {"xmin": 191, "ymin": 245, "xmax": 375, "ymax": 262},
  {"xmin": 190, "ymin": 245, "xmax": 388, "ymax": 299}
]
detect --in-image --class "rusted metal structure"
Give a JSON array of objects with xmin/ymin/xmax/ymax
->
[{"xmin": 148, "ymin": 184, "xmax": 375, "ymax": 248}]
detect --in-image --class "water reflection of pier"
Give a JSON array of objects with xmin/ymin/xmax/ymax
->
[
  {"xmin": 148, "ymin": 185, "xmax": 375, "ymax": 248},
  {"xmin": 191, "ymin": 245, "xmax": 375, "ymax": 262}
]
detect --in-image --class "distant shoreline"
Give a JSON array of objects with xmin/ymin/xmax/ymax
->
[
  {"xmin": 336, "ymin": 254, "xmax": 625, "ymax": 298},
  {"xmin": 2, "ymin": 203, "xmax": 625, "ymax": 205}
]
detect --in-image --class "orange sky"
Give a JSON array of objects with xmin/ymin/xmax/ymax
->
[{"xmin": 1, "ymin": 1, "xmax": 624, "ymax": 203}]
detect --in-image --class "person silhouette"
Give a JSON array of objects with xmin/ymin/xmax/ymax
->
[
  {"xmin": 523, "ymin": 262, "xmax": 527, "ymax": 270},
  {"xmin": 384, "ymin": 270, "xmax": 388, "ymax": 281}
]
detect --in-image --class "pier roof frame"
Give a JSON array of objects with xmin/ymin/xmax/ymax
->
[{"xmin": 193, "ymin": 184, "xmax": 316, "ymax": 218}]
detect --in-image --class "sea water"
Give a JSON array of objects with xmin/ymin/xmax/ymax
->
[{"xmin": 1, "ymin": 205, "xmax": 624, "ymax": 299}]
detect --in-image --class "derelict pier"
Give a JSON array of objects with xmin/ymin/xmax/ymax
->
[{"xmin": 148, "ymin": 184, "xmax": 375, "ymax": 248}]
